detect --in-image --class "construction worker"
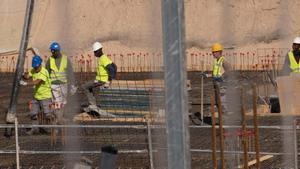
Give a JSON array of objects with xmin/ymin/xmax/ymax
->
[
  {"xmin": 45, "ymin": 42, "xmax": 76, "ymax": 122},
  {"xmin": 23, "ymin": 55, "xmax": 52, "ymax": 134},
  {"xmin": 83, "ymin": 42, "xmax": 117, "ymax": 107},
  {"xmin": 211, "ymin": 43, "xmax": 232, "ymax": 113},
  {"xmin": 281, "ymin": 37, "xmax": 300, "ymax": 76}
]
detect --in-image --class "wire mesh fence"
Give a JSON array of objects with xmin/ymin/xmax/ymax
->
[{"xmin": 0, "ymin": 47, "xmax": 297, "ymax": 168}]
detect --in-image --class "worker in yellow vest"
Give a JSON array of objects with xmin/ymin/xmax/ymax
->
[
  {"xmin": 45, "ymin": 42, "xmax": 75, "ymax": 121},
  {"xmin": 83, "ymin": 42, "xmax": 117, "ymax": 107},
  {"xmin": 212, "ymin": 43, "xmax": 232, "ymax": 82},
  {"xmin": 23, "ymin": 55, "xmax": 53, "ymax": 134},
  {"xmin": 211, "ymin": 43, "xmax": 232, "ymax": 113},
  {"xmin": 281, "ymin": 37, "xmax": 300, "ymax": 76}
]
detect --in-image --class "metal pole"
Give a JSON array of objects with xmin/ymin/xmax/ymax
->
[
  {"xmin": 15, "ymin": 118, "xmax": 20, "ymax": 169},
  {"xmin": 294, "ymin": 119, "xmax": 298, "ymax": 169},
  {"xmin": 200, "ymin": 75, "xmax": 204, "ymax": 125},
  {"xmin": 241, "ymin": 87, "xmax": 249, "ymax": 169},
  {"xmin": 215, "ymin": 84, "xmax": 225, "ymax": 169},
  {"xmin": 161, "ymin": 0, "xmax": 191, "ymax": 168},
  {"xmin": 252, "ymin": 85, "xmax": 261, "ymax": 169},
  {"xmin": 6, "ymin": 0, "xmax": 35, "ymax": 123},
  {"xmin": 210, "ymin": 92, "xmax": 217, "ymax": 169},
  {"xmin": 147, "ymin": 121, "xmax": 154, "ymax": 169}
]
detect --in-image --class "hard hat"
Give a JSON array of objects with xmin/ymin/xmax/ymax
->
[
  {"xmin": 212, "ymin": 43, "xmax": 223, "ymax": 52},
  {"xmin": 49, "ymin": 42, "xmax": 61, "ymax": 51},
  {"xmin": 293, "ymin": 37, "xmax": 300, "ymax": 44},
  {"xmin": 93, "ymin": 42, "xmax": 103, "ymax": 51},
  {"xmin": 32, "ymin": 55, "xmax": 42, "ymax": 68}
]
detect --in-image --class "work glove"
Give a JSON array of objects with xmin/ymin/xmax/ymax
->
[
  {"xmin": 19, "ymin": 80, "xmax": 28, "ymax": 86},
  {"xmin": 70, "ymin": 85, "xmax": 77, "ymax": 95},
  {"xmin": 198, "ymin": 72, "xmax": 208, "ymax": 78}
]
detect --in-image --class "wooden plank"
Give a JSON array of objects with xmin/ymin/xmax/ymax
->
[{"xmin": 237, "ymin": 155, "xmax": 273, "ymax": 168}]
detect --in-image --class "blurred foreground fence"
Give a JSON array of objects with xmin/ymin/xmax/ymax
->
[{"xmin": 0, "ymin": 124, "xmax": 300, "ymax": 168}]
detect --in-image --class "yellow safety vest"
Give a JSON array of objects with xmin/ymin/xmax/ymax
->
[
  {"xmin": 212, "ymin": 56, "xmax": 225, "ymax": 77},
  {"xmin": 49, "ymin": 55, "xmax": 68, "ymax": 83},
  {"xmin": 96, "ymin": 54, "xmax": 112, "ymax": 82},
  {"xmin": 288, "ymin": 51, "xmax": 300, "ymax": 73},
  {"xmin": 29, "ymin": 67, "xmax": 52, "ymax": 100}
]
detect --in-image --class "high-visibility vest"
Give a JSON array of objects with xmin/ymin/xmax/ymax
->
[
  {"xmin": 96, "ymin": 54, "xmax": 112, "ymax": 82},
  {"xmin": 288, "ymin": 51, "xmax": 300, "ymax": 73},
  {"xmin": 212, "ymin": 56, "xmax": 225, "ymax": 77},
  {"xmin": 49, "ymin": 55, "xmax": 68, "ymax": 83}
]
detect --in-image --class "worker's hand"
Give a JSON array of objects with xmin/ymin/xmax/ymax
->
[
  {"xmin": 199, "ymin": 72, "xmax": 207, "ymax": 78},
  {"xmin": 19, "ymin": 80, "xmax": 28, "ymax": 86},
  {"xmin": 22, "ymin": 72, "xmax": 29, "ymax": 79},
  {"xmin": 70, "ymin": 85, "xmax": 77, "ymax": 95},
  {"xmin": 103, "ymin": 82, "xmax": 111, "ymax": 88}
]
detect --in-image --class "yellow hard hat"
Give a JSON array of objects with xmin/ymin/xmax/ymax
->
[{"xmin": 212, "ymin": 43, "xmax": 223, "ymax": 52}]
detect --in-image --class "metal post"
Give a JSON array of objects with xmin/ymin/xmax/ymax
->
[
  {"xmin": 15, "ymin": 118, "xmax": 20, "ymax": 169},
  {"xmin": 200, "ymin": 75, "xmax": 204, "ymax": 125},
  {"xmin": 147, "ymin": 121, "xmax": 154, "ymax": 169},
  {"xmin": 6, "ymin": 0, "xmax": 35, "ymax": 123},
  {"xmin": 294, "ymin": 119, "xmax": 298, "ymax": 169},
  {"xmin": 215, "ymin": 84, "xmax": 225, "ymax": 169},
  {"xmin": 252, "ymin": 85, "xmax": 261, "ymax": 169},
  {"xmin": 210, "ymin": 92, "xmax": 217, "ymax": 169},
  {"xmin": 241, "ymin": 87, "xmax": 249, "ymax": 169},
  {"xmin": 161, "ymin": 0, "xmax": 191, "ymax": 168}
]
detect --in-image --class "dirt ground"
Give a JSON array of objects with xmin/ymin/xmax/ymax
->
[{"xmin": 0, "ymin": 72, "xmax": 298, "ymax": 169}]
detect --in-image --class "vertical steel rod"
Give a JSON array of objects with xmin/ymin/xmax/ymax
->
[
  {"xmin": 215, "ymin": 84, "xmax": 225, "ymax": 169},
  {"xmin": 252, "ymin": 84, "xmax": 261, "ymax": 169},
  {"xmin": 294, "ymin": 119, "xmax": 298, "ymax": 169},
  {"xmin": 147, "ymin": 121, "xmax": 154, "ymax": 169},
  {"xmin": 211, "ymin": 92, "xmax": 217, "ymax": 169},
  {"xmin": 241, "ymin": 87, "xmax": 249, "ymax": 169},
  {"xmin": 15, "ymin": 118, "xmax": 20, "ymax": 169}
]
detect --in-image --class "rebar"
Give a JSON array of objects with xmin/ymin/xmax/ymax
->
[
  {"xmin": 215, "ymin": 84, "xmax": 225, "ymax": 169},
  {"xmin": 210, "ymin": 92, "xmax": 217, "ymax": 169},
  {"xmin": 252, "ymin": 85, "xmax": 261, "ymax": 169}
]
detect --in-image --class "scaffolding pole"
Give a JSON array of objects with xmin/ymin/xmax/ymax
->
[{"xmin": 161, "ymin": 0, "xmax": 191, "ymax": 169}]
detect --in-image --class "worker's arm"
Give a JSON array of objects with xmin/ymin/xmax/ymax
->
[
  {"xmin": 22, "ymin": 70, "xmax": 44, "ymax": 86},
  {"xmin": 105, "ymin": 63, "xmax": 117, "ymax": 81},
  {"xmin": 45, "ymin": 59, "xmax": 51, "ymax": 74},
  {"xmin": 223, "ymin": 60, "xmax": 232, "ymax": 72},
  {"xmin": 222, "ymin": 59, "xmax": 233, "ymax": 80},
  {"xmin": 280, "ymin": 54, "xmax": 291, "ymax": 76}
]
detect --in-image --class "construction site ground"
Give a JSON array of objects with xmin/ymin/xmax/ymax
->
[{"xmin": 0, "ymin": 72, "xmax": 297, "ymax": 169}]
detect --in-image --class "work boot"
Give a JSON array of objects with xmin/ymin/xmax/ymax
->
[{"xmin": 25, "ymin": 115, "xmax": 39, "ymax": 135}]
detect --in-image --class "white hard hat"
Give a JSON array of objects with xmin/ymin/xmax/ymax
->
[
  {"xmin": 293, "ymin": 37, "xmax": 300, "ymax": 44},
  {"xmin": 92, "ymin": 42, "xmax": 103, "ymax": 51}
]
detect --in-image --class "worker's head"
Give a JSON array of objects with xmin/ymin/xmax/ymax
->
[
  {"xmin": 212, "ymin": 43, "xmax": 223, "ymax": 59},
  {"xmin": 293, "ymin": 37, "xmax": 300, "ymax": 53},
  {"xmin": 49, "ymin": 42, "xmax": 61, "ymax": 58},
  {"xmin": 93, "ymin": 42, "xmax": 103, "ymax": 57},
  {"xmin": 32, "ymin": 55, "xmax": 42, "ymax": 72}
]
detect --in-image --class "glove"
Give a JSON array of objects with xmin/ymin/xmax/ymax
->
[
  {"xmin": 103, "ymin": 82, "xmax": 110, "ymax": 88},
  {"xmin": 199, "ymin": 72, "xmax": 208, "ymax": 78},
  {"xmin": 70, "ymin": 85, "xmax": 77, "ymax": 95},
  {"xmin": 19, "ymin": 80, "xmax": 28, "ymax": 86}
]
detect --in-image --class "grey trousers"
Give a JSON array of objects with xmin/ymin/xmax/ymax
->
[
  {"xmin": 82, "ymin": 81, "xmax": 105, "ymax": 105},
  {"xmin": 30, "ymin": 98, "xmax": 53, "ymax": 117}
]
